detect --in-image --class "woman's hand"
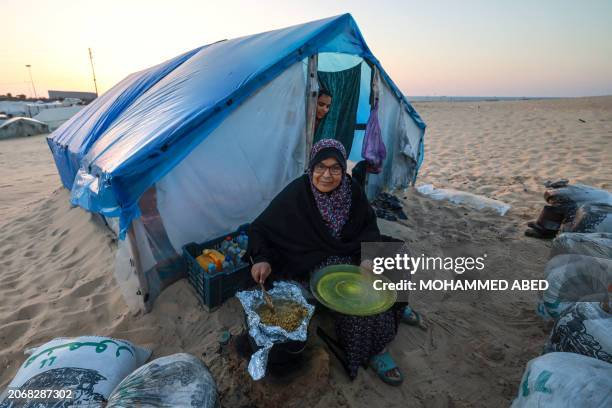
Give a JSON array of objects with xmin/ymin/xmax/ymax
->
[{"xmin": 251, "ymin": 261, "xmax": 272, "ymax": 284}]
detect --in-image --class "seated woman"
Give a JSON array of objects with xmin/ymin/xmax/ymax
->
[{"xmin": 246, "ymin": 138, "xmax": 407, "ymax": 385}]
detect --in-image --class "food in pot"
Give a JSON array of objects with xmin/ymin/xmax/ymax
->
[{"xmin": 256, "ymin": 299, "xmax": 308, "ymax": 332}]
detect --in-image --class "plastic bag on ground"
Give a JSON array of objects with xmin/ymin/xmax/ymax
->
[
  {"xmin": 416, "ymin": 184, "xmax": 511, "ymax": 215},
  {"xmin": 106, "ymin": 353, "xmax": 218, "ymax": 408},
  {"xmin": 550, "ymin": 232, "xmax": 612, "ymax": 259},
  {"xmin": 511, "ymin": 352, "xmax": 612, "ymax": 408},
  {"xmin": 542, "ymin": 184, "xmax": 612, "ymax": 230},
  {"xmin": 0, "ymin": 336, "xmax": 150, "ymax": 407},
  {"xmin": 544, "ymin": 302, "xmax": 612, "ymax": 364},
  {"xmin": 560, "ymin": 203, "xmax": 612, "ymax": 234},
  {"xmin": 236, "ymin": 281, "xmax": 315, "ymax": 380},
  {"xmin": 537, "ymin": 255, "xmax": 612, "ymax": 320}
]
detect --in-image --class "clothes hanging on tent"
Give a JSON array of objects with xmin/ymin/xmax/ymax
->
[
  {"xmin": 361, "ymin": 100, "xmax": 386, "ymax": 173},
  {"xmin": 315, "ymin": 63, "xmax": 362, "ymax": 154}
]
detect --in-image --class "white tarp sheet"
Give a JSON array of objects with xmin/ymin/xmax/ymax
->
[{"xmin": 156, "ymin": 61, "xmax": 307, "ymax": 253}]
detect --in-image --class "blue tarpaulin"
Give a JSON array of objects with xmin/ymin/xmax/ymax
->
[{"xmin": 47, "ymin": 13, "xmax": 426, "ymax": 238}]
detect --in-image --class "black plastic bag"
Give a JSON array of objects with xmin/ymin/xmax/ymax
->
[{"xmin": 560, "ymin": 203, "xmax": 612, "ymax": 234}]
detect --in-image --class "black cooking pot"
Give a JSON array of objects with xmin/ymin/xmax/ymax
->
[{"xmin": 243, "ymin": 310, "xmax": 309, "ymax": 365}]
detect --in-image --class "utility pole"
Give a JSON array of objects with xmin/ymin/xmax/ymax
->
[
  {"xmin": 88, "ymin": 48, "xmax": 99, "ymax": 97},
  {"xmin": 25, "ymin": 64, "xmax": 37, "ymax": 98}
]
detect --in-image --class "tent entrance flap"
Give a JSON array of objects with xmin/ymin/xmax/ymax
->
[{"xmin": 314, "ymin": 62, "xmax": 362, "ymax": 155}]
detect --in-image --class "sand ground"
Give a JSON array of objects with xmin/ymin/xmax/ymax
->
[{"xmin": 1, "ymin": 96, "xmax": 611, "ymax": 407}]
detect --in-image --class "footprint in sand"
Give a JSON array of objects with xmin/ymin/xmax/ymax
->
[
  {"xmin": 8, "ymin": 302, "xmax": 46, "ymax": 322},
  {"xmin": 1, "ymin": 246, "xmax": 16, "ymax": 257},
  {"xmin": 69, "ymin": 276, "xmax": 107, "ymax": 298},
  {"xmin": 0, "ymin": 320, "xmax": 31, "ymax": 343}
]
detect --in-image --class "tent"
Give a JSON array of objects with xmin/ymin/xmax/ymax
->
[
  {"xmin": 47, "ymin": 14, "xmax": 426, "ymax": 312},
  {"xmin": 33, "ymin": 106, "xmax": 83, "ymax": 131},
  {"xmin": 0, "ymin": 117, "xmax": 49, "ymax": 139},
  {"xmin": 0, "ymin": 101, "xmax": 28, "ymax": 117}
]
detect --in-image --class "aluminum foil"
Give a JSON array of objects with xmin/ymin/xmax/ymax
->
[{"xmin": 236, "ymin": 281, "xmax": 315, "ymax": 380}]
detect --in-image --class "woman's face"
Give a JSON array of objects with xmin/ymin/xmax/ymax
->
[
  {"xmin": 316, "ymin": 95, "xmax": 332, "ymax": 120},
  {"xmin": 312, "ymin": 157, "xmax": 343, "ymax": 193}
]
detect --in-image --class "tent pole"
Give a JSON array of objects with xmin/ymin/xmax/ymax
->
[
  {"xmin": 304, "ymin": 54, "xmax": 319, "ymax": 168},
  {"xmin": 127, "ymin": 220, "xmax": 151, "ymax": 313},
  {"xmin": 363, "ymin": 64, "xmax": 382, "ymax": 196}
]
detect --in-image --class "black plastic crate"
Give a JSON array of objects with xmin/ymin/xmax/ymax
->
[{"xmin": 183, "ymin": 224, "xmax": 253, "ymax": 310}]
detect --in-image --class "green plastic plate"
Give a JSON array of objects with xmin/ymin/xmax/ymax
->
[{"xmin": 310, "ymin": 264, "xmax": 397, "ymax": 316}]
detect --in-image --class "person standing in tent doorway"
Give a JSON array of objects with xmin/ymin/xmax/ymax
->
[
  {"xmin": 246, "ymin": 138, "xmax": 413, "ymax": 386},
  {"xmin": 314, "ymin": 88, "xmax": 332, "ymax": 134}
]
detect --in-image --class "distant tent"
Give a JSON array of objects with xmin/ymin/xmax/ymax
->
[
  {"xmin": 48, "ymin": 90, "xmax": 97, "ymax": 103},
  {"xmin": 0, "ymin": 117, "xmax": 48, "ymax": 139},
  {"xmin": 47, "ymin": 14, "xmax": 426, "ymax": 312},
  {"xmin": 24, "ymin": 101, "xmax": 64, "ymax": 118},
  {"xmin": 34, "ymin": 106, "xmax": 83, "ymax": 131},
  {"xmin": 0, "ymin": 101, "xmax": 28, "ymax": 117}
]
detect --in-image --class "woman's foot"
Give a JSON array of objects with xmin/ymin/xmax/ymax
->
[
  {"xmin": 369, "ymin": 351, "xmax": 404, "ymax": 386},
  {"xmin": 401, "ymin": 306, "xmax": 423, "ymax": 327}
]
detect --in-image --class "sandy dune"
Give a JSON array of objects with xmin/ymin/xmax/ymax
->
[{"xmin": 1, "ymin": 96, "xmax": 611, "ymax": 407}]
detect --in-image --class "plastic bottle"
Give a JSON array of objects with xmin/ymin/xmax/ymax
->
[
  {"xmin": 237, "ymin": 232, "xmax": 248, "ymax": 249},
  {"xmin": 226, "ymin": 248, "xmax": 236, "ymax": 265},
  {"xmin": 226, "ymin": 247, "xmax": 235, "ymax": 262},
  {"xmin": 234, "ymin": 252, "xmax": 242, "ymax": 266},
  {"xmin": 225, "ymin": 255, "xmax": 237, "ymax": 269},
  {"xmin": 220, "ymin": 236, "xmax": 232, "ymax": 252}
]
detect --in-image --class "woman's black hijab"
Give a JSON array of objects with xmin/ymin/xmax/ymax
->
[{"xmin": 246, "ymin": 139, "xmax": 381, "ymax": 279}]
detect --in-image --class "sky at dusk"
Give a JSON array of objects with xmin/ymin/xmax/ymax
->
[{"xmin": 1, "ymin": 0, "xmax": 611, "ymax": 98}]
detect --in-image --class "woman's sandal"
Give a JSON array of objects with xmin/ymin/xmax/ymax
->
[
  {"xmin": 369, "ymin": 351, "xmax": 404, "ymax": 386},
  {"xmin": 401, "ymin": 306, "xmax": 421, "ymax": 326}
]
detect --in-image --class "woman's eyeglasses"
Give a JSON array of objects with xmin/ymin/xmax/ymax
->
[{"xmin": 313, "ymin": 163, "xmax": 343, "ymax": 176}]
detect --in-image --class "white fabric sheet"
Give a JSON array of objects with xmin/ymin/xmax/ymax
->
[{"xmin": 156, "ymin": 62, "xmax": 307, "ymax": 253}]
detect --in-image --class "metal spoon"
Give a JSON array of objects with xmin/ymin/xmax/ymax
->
[
  {"xmin": 251, "ymin": 256, "xmax": 274, "ymax": 312},
  {"xmin": 260, "ymin": 282, "xmax": 275, "ymax": 312}
]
